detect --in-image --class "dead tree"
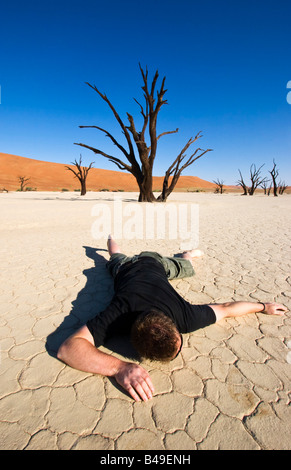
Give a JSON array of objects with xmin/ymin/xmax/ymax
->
[
  {"xmin": 237, "ymin": 169, "xmax": 248, "ymax": 195},
  {"xmin": 278, "ymin": 181, "xmax": 288, "ymax": 195},
  {"xmin": 213, "ymin": 178, "xmax": 225, "ymax": 194},
  {"xmin": 65, "ymin": 155, "xmax": 94, "ymax": 195},
  {"xmin": 18, "ymin": 176, "xmax": 30, "ymax": 191},
  {"xmin": 260, "ymin": 179, "xmax": 270, "ymax": 195},
  {"xmin": 269, "ymin": 160, "xmax": 279, "ymax": 197},
  {"xmin": 248, "ymin": 164, "xmax": 267, "ymax": 195},
  {"xmin": 75, "ymin": 64, "xmax": 212, "ymax": 202}
]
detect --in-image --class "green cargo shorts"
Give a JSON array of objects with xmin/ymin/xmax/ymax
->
[{"xmin": 107, "ymin": 251, "xmax": 195, "ymax": 281}]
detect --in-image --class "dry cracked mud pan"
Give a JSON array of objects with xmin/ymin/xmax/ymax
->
[{"xmin": 0, "ymin": 192, "xmax": 290, "ymax": 450}]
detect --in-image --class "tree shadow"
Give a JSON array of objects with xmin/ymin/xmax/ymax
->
[{"xmin": 46, "ymin": 245, "xmax": 138, "ymax": 362}]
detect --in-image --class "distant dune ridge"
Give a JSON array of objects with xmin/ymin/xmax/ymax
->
[{"xmin": 0, "ymin": 152, "xmax": 220, "ymax": 192}]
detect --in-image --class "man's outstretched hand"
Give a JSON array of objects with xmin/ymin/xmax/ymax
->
[
  {"xmin": 57, "ymin": 325, "xmax": 154, "ymax": 402},
  {"xmin": 263, "ymin": 302, "xmax": 288, "ymax": 316},
  {"xmin": 114, "ymin": 362, "xmax": 154, "ymax": 402}
]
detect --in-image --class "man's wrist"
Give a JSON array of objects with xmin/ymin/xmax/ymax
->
[
  {"xmin": 258, "ymin": 302, "xmax": 266, "ymax": 312},
  {"xmin": 110, "ymin": 358, "xmax": 128, "ymax": 377}
]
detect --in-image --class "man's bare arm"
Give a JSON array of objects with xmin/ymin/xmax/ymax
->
[
  {"xmin": 209, "ymin": 301, "xmax": 288, "ymax": 322},
  {"xmin": 57, "ymin": 325, "xmax": 154, "ymax": 402}
]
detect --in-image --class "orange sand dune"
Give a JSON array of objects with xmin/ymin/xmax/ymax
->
[{"xmin": 0, "ymin": 152, "xmax": 217, "ymax": 192}]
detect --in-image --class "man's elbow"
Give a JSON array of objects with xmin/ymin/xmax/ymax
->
[
  {"xmin": 56, "ymin": 326, "xmax": 93, "ymax": 364},
  {"xmin": 57, "ymin": 341, "xmax": 68, "ymax": 362},
  {"xmin": 208, "ymin": 303, "xmax": 230, "ymax": 322}
]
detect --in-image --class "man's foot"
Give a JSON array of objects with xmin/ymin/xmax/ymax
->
[
  {"xmin": 107, "ymin": 235, "xmax": 122, "ymax": 256},
  {"xmin": 180, "ymin": 249, "xmax": 204, "ymax": 265},
  {"xmin": 182, "ymin": 249, "xmax": 204, "ymax": 260}
]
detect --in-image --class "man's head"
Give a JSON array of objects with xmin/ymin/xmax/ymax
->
[{"xmin": 131, "ymin": 309, "xmax": 182, "ymax": 362}]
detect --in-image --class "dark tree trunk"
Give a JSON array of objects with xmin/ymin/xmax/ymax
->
[
  {"xmin": 137, "ymin": 172, "xmax": 156, "ymax": 202},
  {"xmin": 269, "ymin": 160, "xmax": 279, "ymax": 197},
  {"xmin": 80, "ymin": 180, "xmax": 86, "ymax": 196},
  {"xmin": 237, "ymin": 169, "xmax": 248, "ymax": 195},
  {"xmin": 157, "ymin": 172, "xmax": 171, "ymax": 202},
  {"xmin": 138, "ymin": 190, "xmax": 156, "ymax": 202}
]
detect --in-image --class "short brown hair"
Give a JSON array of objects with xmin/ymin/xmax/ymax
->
[{"xmin": 131, "ymin": 309, "xmax": 180, "ymax": 362}]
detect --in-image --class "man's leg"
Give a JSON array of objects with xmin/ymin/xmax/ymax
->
[
  {"xmin": 106, "ymin": 236, "xmax": 204, "ymax": 280},
  {"xmin": 106, "ymin": 235, "xmax": 132, "ymax": 278},
  {"xmin": 159, "ymin": 248, "xmax": 204, "ymax": 280},
  {"xmin": 107, "ymin": 234, "xmax": 122, "ymax": 255}
]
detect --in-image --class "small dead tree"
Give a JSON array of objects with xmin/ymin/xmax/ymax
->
[
  {"xmin": 278, "ymin": 181, "xmax": 288, "ymax": 195},
  {"xmin": 75, "ymin": 64, "xmax": 212, "ymax": 202},
  {"xmin": 237, "ymin": 169, "xmax": 248, "ymax": 195},
  {"xmin": 269, "ymin": 160, "xmax": 279, "ymax": 197},
  {"xmin": 18, "ymin": 176, "xmax": 30, "ymax": 191},
  {"xmin": 213, "ymin": 178, "xmax": 225, "ymax": 194},
  {"xmin": 65, "ymin": 155, "xmax": 94, "ymax": 195},
  {"xmin": 260, "ymin": 179, "xmax": 270, "ymax": 195},
  {"xmin": 248, "ymin": 164, "xmax": 267, "ymax": 195}
]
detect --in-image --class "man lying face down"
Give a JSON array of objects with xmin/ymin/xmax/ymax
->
[{"xmin": 57, "ymin": 235, "xmax": 288, "ymax": 402}]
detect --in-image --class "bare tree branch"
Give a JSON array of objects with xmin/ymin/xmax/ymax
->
[
  {"xmin": 269, "ymin": 159, "xmax": 279, "ymax": 197},
  {"xmin": 237, "ymin": 169, "xmax": 249, "ymax": 195},
  {"xmin": 77, "ymin": 65, "xmax": 211, "ymax": 202},
  {"xmin": 278, "ymin": 181, "xmax": 288, "ymax": 194},
  {"xmin": 78, "ymin": 125, "xmax": 130, "ymax": 160},
  {"xmin": 164, "ymin": 133, "xmax": 203, "ymax": 177},
  {"xmin": 83, "ymin": 82, "xmax": 138, "ymax": 168},
  {"xmin": 248, "ymin": 163, "xmax": 267, "ymax": 195},
  {"xmin": 138, "ymin": 63, "xmax": 169, "ymax": 168},
  {"xmin": 133, "ymin": 97, "xmax": 149, "ymax": 139},
  {"xmin": 157, "ymin": 128, "xmax": 179, "ymax": 141},
  {"xmin": 158, "ymin": 133, "xmax": 212, "ymax": 200},
  {"xmin": 74, "ymin": 143, "xmax": 132, "ymax": 173}
]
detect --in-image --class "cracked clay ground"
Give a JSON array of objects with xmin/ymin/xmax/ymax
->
[{"xmin": 0, "ymin": 191, "xmax": 290, "ymax": 450}]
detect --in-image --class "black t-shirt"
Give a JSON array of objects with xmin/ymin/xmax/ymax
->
[{"xmin": 87, "ymin": 257, "xmax": 216, "ymax": 347}]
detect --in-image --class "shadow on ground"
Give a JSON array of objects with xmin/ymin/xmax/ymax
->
[{"xmin": 46, "ymin": 245, "xmax": 138, "ymax": 363}]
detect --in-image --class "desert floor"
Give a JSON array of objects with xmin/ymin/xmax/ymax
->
[{"xmin": 0, "ymin": 191, "xmax": 290, "ymax": 450}]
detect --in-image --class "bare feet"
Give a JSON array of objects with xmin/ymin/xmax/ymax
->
[
  {"xmin": 107, "ymin": 235, "xmax": 121, "ymax": 256},
  {"xmin": 181, "ymin": 249, "xmax": 204, "ymax": 264}
]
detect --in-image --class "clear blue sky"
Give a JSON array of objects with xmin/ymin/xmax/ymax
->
[{"xmin": 0, "ymin": 0, "xmax": 290, "ymax": 185}]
